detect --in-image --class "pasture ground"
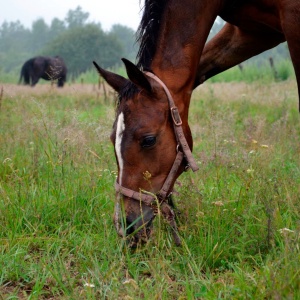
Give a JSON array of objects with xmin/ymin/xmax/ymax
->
[{"xmin": 0, "ymin": 80, "xmax": 299, "ymax": 299}]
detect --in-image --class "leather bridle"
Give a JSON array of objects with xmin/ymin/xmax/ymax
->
[{"xmin": 114, "ymin": 71, "xmax": 199, "ymax": 245}]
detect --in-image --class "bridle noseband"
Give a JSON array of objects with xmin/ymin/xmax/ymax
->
[{"xmin": 115, "ymin": 71, "xmax": 199, "ymax": 245}]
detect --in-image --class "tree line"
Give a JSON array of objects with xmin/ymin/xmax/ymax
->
[
  {"xmin": 0, "ymin": 9, "xmax": 290, "ymax": 81},
  {"xmin": 0, "ymin": 6, "xmax": 138, "ymax": 79}
]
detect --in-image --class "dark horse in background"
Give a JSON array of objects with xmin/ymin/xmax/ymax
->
[
  {"xmin": 93, "ymin": 0, "xmax": 300, "ymax": 247},
  {"xmin": 19, "ymin": 56, "xmax": 67, "ymax": 87}
]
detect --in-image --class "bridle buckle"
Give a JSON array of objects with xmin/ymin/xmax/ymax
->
[{"xmin": 171, "ymin": 107, "xmax": 182, "ymax": 126}]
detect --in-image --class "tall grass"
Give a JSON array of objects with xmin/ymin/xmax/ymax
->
[
  {"xmin": 75, "ymin": 66, "xmax": 127, "ymax": 85},
  {"xmin": 209, "ymin": 59, "xmax": 295, "ymax": 83},
  {"xmin": 70, "ymin": 59, "xmax": 296, "ymax": 85},
  {"xmin": 0, "ymin": 81, "xmax": 299, "ymax": 299}
]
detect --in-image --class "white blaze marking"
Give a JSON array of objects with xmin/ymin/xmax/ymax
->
[{"xmin": 115, "ymin": 112, "xmax": 125, "ymax": 185}]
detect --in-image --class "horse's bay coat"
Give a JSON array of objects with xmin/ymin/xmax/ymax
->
[{"xmin": 94, "ymin": 0, "xmax": 300, "ymax": 246}]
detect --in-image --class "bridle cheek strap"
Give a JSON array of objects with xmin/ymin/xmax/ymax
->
[{"xmin": 144, "ymin": 71, "xmax": 199, "ymax": 173}]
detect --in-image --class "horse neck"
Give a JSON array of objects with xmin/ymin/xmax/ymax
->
[{"xmin": 150, "ymin": 1, "xmax": 221, "ymax": 117}]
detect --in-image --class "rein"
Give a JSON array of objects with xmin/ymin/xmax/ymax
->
[{"xmin": 115, "ymin": 72, "xmax": 199, "ymax": 245}]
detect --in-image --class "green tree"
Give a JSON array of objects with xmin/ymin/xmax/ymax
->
[
  {"xmin": 0, "ymin": 21, "xmax": 31, "ymax": 71},
  {"xmin": 49, "ymin": 18, "xmax": 66, "ymax": 41},
  {"xmin": 110, "ymin": 24, "xmax": 138, "ymax": 61},
  {"xmin": 30, "ymin": 18, "xmax": 49, "ymax": 52},
  {"xmin": 43, "ymin": 24, "xmax": 122, "ymax": 78},
  {"xmin": 65, "ymin": 6, "xmax": 89, "ymax": 29}
]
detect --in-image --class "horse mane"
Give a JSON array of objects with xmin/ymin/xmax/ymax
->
[
  {"xmin": 136, "ymin": 0, "xmax": 168, "ymax": 70},
  {"xmin": 118, "ymin": 0, "xmax": 167, "ymax": 104}
]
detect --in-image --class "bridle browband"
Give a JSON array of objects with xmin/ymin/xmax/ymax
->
[{"xmin": 115, "ymin": 71, "xmax": 199, "ymax": 245}]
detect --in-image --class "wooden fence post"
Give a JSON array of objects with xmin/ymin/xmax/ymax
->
[{"xmin": 269, "ymin": 57, "xmax": 279, "ymax": 80}]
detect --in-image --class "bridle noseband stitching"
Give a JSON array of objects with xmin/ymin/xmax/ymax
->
[{"xmin": 115, "ymin": 71, "xmax": 199, "ymax": 205}]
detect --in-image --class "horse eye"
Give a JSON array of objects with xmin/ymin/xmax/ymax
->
[{"xmin": 141, "ymin": 136, "xmax": 156, "ymax": 148}]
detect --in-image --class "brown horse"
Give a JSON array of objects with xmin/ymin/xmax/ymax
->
[
  {"xmin": 195, "ymin": 1, "xmax": 300, "ymax": 109},
  {"xmin": 93, "ymin": 0, "xmax": 300, "ymax": 246}
]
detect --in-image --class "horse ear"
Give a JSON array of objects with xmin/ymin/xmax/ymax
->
[
  {"xmin": 93, "ymin": 61, "xmax": 128, "ymax": 92},
  {"xmin": 121, "ymin": 58, "xmax": 152, "ymax": 93}
]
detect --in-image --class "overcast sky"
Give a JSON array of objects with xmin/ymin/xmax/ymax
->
[{"xmin": 2, "ymin": 0, "xmax": 142, "ymax": 31}]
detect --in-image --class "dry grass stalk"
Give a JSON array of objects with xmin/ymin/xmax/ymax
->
[{"xmin": 0, "ymin": 86, "xmax": 3, "ymax": 111}]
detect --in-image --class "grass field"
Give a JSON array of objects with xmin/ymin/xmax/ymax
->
[{"xmin": 0, "ymin": 80, "xmax": 299, "ymax": 299}]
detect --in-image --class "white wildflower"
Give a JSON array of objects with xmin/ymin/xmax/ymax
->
[
  {"xmin": 212, "ymin": 201, "xmax": 224, "ymax": 207},
  {"xmin": 84, "ymin": 282, "xmax": 95, "ymax": 288},
  {"xmin": 246, "ymin": 168, "xmax": 254, "ymax": 175},
  {"xmin": 278, "ymin": 228, "xmax": 295, "ymax": 234},
  {"xmin": 123, "ymin": 278, "xmax": 138, "ymax": 289}
]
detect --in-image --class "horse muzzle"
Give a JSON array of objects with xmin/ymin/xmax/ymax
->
[{"xmin": 113, "ymin": 200, "xmax": 155, "ymax": 247}]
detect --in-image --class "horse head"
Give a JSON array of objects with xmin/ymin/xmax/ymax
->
[{"xmin": 94, "ymin": 59, "xmax": 198, "ymax": 247}]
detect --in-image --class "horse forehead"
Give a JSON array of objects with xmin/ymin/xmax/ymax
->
[
  {"xmin": 112, "ymin": 93, "xmax": 168, "ymax": 139},
  {"xmin": 122, "ymin": 96, "xmax": 167, "ymax": 122},
  {"xmin": 122, "ymin": 109, "xmax": 166, "ymax": 137}
]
